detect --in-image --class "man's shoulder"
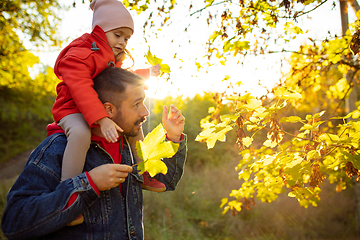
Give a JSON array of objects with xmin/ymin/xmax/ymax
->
[
  {"xmin": 30, "ymin": 133, "xmax": 67, "ymax": 163},
  {"xmin": 18, "ymin": 133, "xmax": 68, "ymax": 180}
]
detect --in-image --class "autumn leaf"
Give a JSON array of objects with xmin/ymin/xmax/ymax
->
[
  {"xmin": 242, "ymin": 137, "xmax": 253, "ymax": 147},
  {"xmin": 274, "ymin": 87, "xmax": 302, "ymax": 100},
  {"xmin": 195, "ymin": 122, "xmax": 233, "ymax": 149},
  {"xmin": 280, "ymin": 116, "xmax": 303, "ymax": 123},
  {"xmin": 145, "ymin": 48, "xmax": 171, "ymax": 74},
  {"xmin": 136, "ymin": 123, "xmax": 179, "ymax": 177}
]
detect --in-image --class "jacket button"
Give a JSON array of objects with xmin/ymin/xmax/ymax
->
[{"xmin": 81, "ymin": 179, "xmax": 87, "ymax": 188}]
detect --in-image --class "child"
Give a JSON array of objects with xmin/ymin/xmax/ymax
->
[{"xmin": 52, "ymin": 0, "xmax": 164, "ymax": 225}]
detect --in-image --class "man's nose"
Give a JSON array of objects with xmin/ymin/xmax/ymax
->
[{"xmin": 141, "ymin": 104, "xmax": 150, "ymax": 117}]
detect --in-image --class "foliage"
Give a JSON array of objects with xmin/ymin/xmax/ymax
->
[
  {"xmin": 120, "ymin": 0, "xmax": 360, "ymax": 214},
  {"xmin": 143, "ymin": 164, "xmax": 357, "ymax": 239},
  {"xmin": 0, "ymin": 1, "xmax": 64, "ymax": 163},
  {"xmin": 0, "ymin": 95, "xmax": 358, "ymax": 240},
  {"xmin": 3, "ymin": 0, "xmax": 360, "ymax": 228},
  {"xmin": 144, "ymin": 94, "xmax": 239, "ymax": 168},
  {"xmin": 193, "ymin": 23, "xmax": 360, "ymax": 212},
  {"xmin": 141, "ymin": 91, "xmax": 358, "ymax": 239}
]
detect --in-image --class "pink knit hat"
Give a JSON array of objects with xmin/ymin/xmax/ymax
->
[{"xmin": 90, "ymin": 0, "xmax": 134, "ymax": 34}]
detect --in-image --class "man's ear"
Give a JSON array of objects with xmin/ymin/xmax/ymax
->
[{"xmin": 103, "ymin": 102, "xmax": 117, "ymax": 118}]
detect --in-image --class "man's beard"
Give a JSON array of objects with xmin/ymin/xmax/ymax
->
[{"xmin": 122, "ymin": 117, "xmax": 147, "ymax": 137}]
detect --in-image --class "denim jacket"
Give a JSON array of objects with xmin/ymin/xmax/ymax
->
[{"xmin": 1, "ymin": 133, "xmax": 187, "ymax": 240}]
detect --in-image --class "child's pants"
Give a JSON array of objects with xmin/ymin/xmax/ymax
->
[{"xmin": 58, "ymin": 113, "xmax": 91, "ymax": 181}]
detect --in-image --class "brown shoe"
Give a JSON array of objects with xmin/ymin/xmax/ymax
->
[{"xmin": 141, "ymin": 171, "xmax": 166, "ymax": 192}]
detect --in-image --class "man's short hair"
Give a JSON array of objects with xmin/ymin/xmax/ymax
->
[{"xmin": 93, "ymin": 67, "xmax": 145, "ymax": 106}]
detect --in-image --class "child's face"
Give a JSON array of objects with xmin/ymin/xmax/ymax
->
[{"xmin": 105, "ymin": 27, "xmax": 132, "ymax": 61}]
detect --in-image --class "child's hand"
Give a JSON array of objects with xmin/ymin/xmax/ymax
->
[
  {"xmin": 97, "ymin": 117, "xmax": 123, "ymax": 143},
  {"xmin": 162, "ymin": 105, "xmax": 185, "ymax": 142},
  {"xmin": 150, "ymin": 64, "xmax": 161, "ymax": 77}
]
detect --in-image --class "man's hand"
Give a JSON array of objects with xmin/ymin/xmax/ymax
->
[
  {"xmin": 162, "ymin": 105, "xmax": 185, "ymax": 142},
  {"xmin": 88, "ymin": 164, "xmax": 133, "ymax": 191}
]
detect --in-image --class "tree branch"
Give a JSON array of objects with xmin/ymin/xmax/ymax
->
[
  {"xmin": 349, "ymin": 0, "xmax": 360, "ymax": 13},
  {"xmin": 190, "ymin": 0, "xmax": 232, "ymax": 16},
  {"xmin": 292, "ymin": 0, "xmax": 329, "ymax": 18}
]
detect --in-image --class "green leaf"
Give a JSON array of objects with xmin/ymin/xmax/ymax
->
[
  {"xmin": 136, "ymin": 123, "xmax": 179, "ymax": 176},
  {"xmin": 306, "ymin": 111, "xmax": 325, "ymax": 120},
  {"xmin": 319, "ymin": 133, "xmax": 339, "ymax": 144},
  {"xmin": 209, "ymin": 31, "xmax": 221, "ymax": 42},
  {"xmin": 299, "ymin": 121, "xmax": 324, "ymax": 132},
  {"xmin": 343, "ymin": 151, "xmax": 360, "ymax": 169},
  {"xmin": 262, "ymin": 154, "xmax": 278, "ymax": 166},
  {"xmin": 239, "ymin": 98, "xmax": 263, "ymax": 111},
  {"xmin": 280, "ymin": 116, "xmax": 302, "ymax": 123},
  {"xmin": 306, "ymin": 150, "xmax": 320, "ymax": 161},
  {"xmin": 220, "ymin": 198, "xmax": 228, "ymax": 208},
  {"xmin": 274, "ymin": 87, "xmax": 302, "ymax": 100},
  {"xmin": 284, "ymin": 162, "xmax": 302, "ymax": 180},
  {"xmin": 205, "ymin": 0, "xmax": 215, "ymax": 6},
  {"xmin": 331, "ymin": 112, "xmax": 354, "ymax": 120},
  {"xmin": 145, "ymin": 48, "xmax": 170, "ymax": 74},
  {"xmin": 196, "ymin": 122, "xmax": 233, "ymax": 149},
  {"xmin": 242, "ymin": 137, "xmax": 253, "ymax": 147},
  {"xmin": 238, "ymin": 170, "xmax": 251, "ymax": 181},
  {"xmin": 263, "ymin": 139, "xmax": 277, "ymax": 148},
  {"xmin": 160, "ymin": 63, "xmax": 171, "ymax": 73}
]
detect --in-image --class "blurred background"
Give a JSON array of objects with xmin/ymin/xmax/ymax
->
[{"xmin": 1, "ymin": 0, "xmax": 360, "ymax": 239}]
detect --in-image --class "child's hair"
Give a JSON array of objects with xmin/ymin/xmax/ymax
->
[{"xmin": 116, "ymin": 48, "xmax": 135, "ymax": 69}]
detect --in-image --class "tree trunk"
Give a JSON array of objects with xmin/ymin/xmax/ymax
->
[{"xmin": 341, "ymin": 0, "xmax": 360, "ymax": 236}]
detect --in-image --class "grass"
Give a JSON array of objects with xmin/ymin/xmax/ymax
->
[
  {"xmin": 0, "ymin": 152, "xmax": 358, "ymax": 239},
  {"xmin": 0, "ymin": 117, "xmax": 358, "ymax": 239},
  {"xmin": 142, "ymin": 159, "xmax": 358, "ymax": 240}
]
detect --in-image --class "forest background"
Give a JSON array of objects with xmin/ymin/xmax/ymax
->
[{"xmin": 1, "ymin": 0, "xmax": 360, "ymax": 239}]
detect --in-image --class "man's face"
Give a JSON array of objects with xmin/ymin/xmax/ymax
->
[{"xmin": 113, "ymin": 83, "xmax": 149, "ymax": 137}]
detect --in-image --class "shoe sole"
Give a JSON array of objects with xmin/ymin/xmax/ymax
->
[{"xmin": 141, "ymin": 184, "xmax": 166, "ymax": 192}]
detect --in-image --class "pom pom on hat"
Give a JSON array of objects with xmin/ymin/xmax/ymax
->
[{"xmin": 90, "ymin": 0, "xmax": 134, "ymax": 34}]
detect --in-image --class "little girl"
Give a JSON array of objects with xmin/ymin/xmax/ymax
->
[{"xmin": 52, "ymin": 0, "xmax": 164, "ymax": 219}]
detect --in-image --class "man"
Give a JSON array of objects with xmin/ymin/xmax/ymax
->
[{"xmin": 1, "ymin": 67, "xmax": 187, "ymax": 240}]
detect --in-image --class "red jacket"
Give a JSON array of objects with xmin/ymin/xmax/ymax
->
[{"xmin": 52, "ymin": 25, "xmax": 150, "ymax": 127}]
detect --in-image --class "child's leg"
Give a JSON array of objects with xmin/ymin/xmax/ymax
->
[{"xmin": 58, "ymin": 113, "xmax": 91, "ymax": 181}]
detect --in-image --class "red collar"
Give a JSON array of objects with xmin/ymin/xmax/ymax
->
[{"xmin": 91, "ymin": 134, "xmax": 123, "ymax": 164}]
